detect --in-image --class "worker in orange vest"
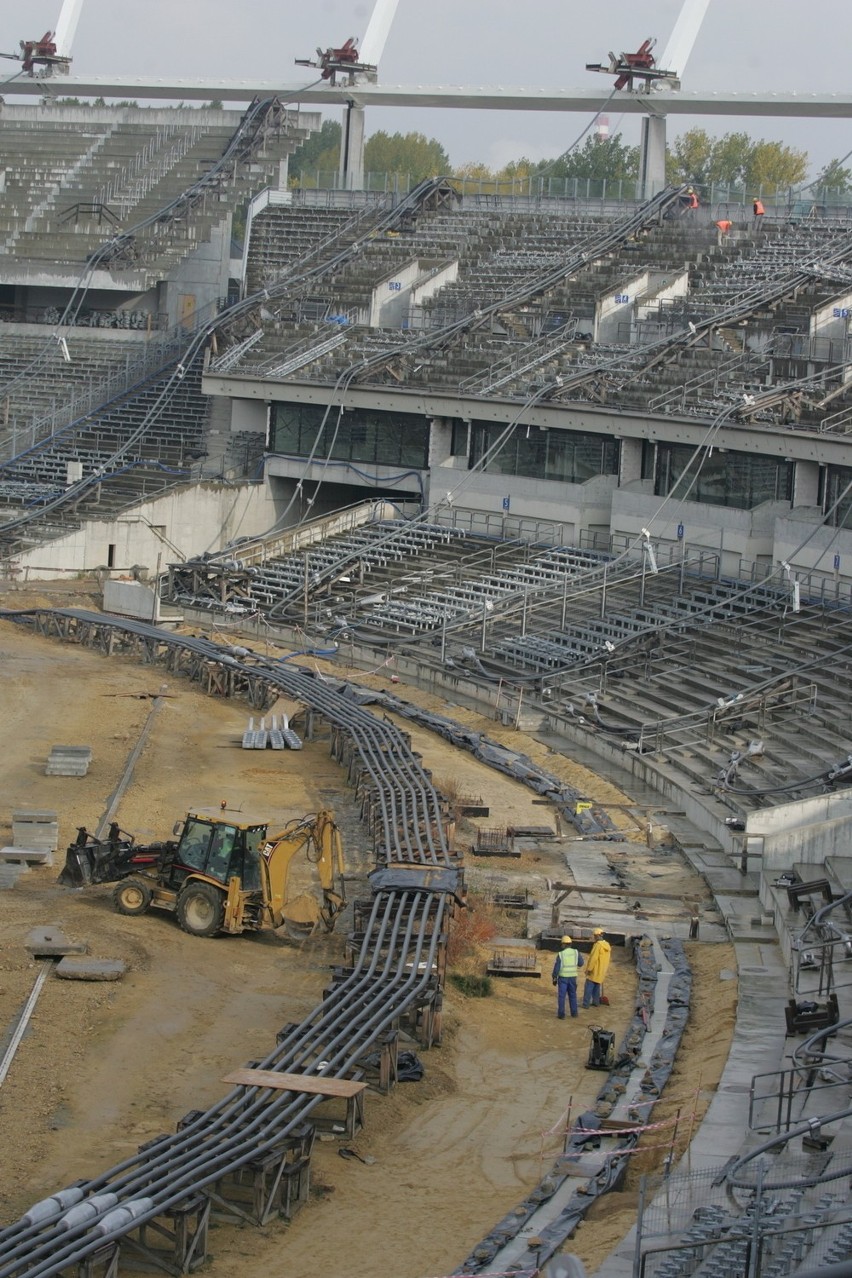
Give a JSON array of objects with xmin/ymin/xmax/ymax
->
[{"xmin": 753, "ymin": 197, "xmax": 765, "ymax": 219}]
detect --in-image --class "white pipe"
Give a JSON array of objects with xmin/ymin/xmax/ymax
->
[
  {"xmin": 360, "ymin": 0, "xmax": 401, "ymax": 66},
  {"xmin": 0, "ymin": 960, "xmax": 53, "ymax": 1089},
  {"xmin": 659, "ymin": 0, "xmax": 711, "ymax": 79},
  {"xmin": 53, "ymin": 0, "xmax": 85, "ymax": 58}
]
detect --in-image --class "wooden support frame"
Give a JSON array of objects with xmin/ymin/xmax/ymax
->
[
  {"xmin": 354, "ymin": 1029, "xmax": 399, "ymax": 1094},
  {"xmin": 122, "ymin": 1194, "xmax": 210, "ymax": 1276},
  {"xmin": 208, "ymin": 1123, "xmax": 314, "ymax": 1227},
  {"xmin": 75, "ymin": 1242, "xmax": 120, "ymax": 1278}
]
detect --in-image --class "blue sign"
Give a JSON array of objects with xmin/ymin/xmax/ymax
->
[
  {"xmin": 833, "ymin": 307, "xmax": 850, "ymax": 318},
  {"xmin": 677, "ymin": 523, "xmax": 685, "ymax": 540},
  {"xmin": 502, "ymin": 496, "xmax": 511, "ymax": 512},
  {"xmin": 834, "ymin": 553, "xmax": 841, "ymax": 571},
  {"xmin": 388, "ymin": 281, "xmax": 402, "ymax": 292},
  {"xmin": 615, "ymin": 293, "xmax": 630, "ymax": 304}
]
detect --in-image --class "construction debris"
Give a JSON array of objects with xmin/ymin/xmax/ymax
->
[{"xmin": 55, "ymin": 957, "xmax": 126, "ymax": 982}]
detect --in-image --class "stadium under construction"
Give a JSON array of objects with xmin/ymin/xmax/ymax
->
[{"xmin": 1, "ymin": 60, "xmax": 852, "ymax": 1278}]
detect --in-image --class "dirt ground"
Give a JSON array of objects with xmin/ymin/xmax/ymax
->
[{"xmin": 0, "ymin": 595, "xmax": 738, "ymax": 1278}]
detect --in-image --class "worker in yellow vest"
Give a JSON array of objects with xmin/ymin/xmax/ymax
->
[
  {"xmin": 582, "ymin": 927, "xmax": 612, "ymax": 1008},
  {"xmin": 551, "ymin": 935, "xmax": 584, "ymax": 1019}
]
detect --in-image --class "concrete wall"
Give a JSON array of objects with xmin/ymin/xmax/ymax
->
[
  {"xmin": 103, "ymin": 577, "xmax": 160, "ymax": 622},
  {"xmin": 812, "ymin": 290, "xmax": 852, "ymax": 342},
  {"xmin": 369, "ymin": 259, "xmax": 422, "ymax": 328},
  {"xmin": 160, "ymin": 219, "xmax": 232, "ymax": 328},
  {"xmin": 424, "ymin": 469, "xmax": 618, "ymax": 540},
  {"xmin": 11, "ymin": 481, "xmax": 279, "ymax": 581},
  {"xmin": 596, "ymin": 272, "xmax": 649, "ymax": 343},
  {"xmin": 230, "ymin": 399, "xmax": 268, "ymax": 435}
]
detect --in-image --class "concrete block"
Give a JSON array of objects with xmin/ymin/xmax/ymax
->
[
  {"xmin": 46, "ymin": 746, "xmax": 92, "ymax": 777},
  {"xmin": 55, "ymin": 957, "xmax": 126, "ymax": 982},
  {"xmin": 0, "ymin": 846, "xmax": 53, "ymax": 866},
  {"xmin": 0, "ymin": 865, "xmax": 27, "ymax": 889},
  {"xmin": 25, "ymin": 926, "xmax": 88, "ymax": 957},
  {"xmin": 12, "ymin": 811, "xmax": 59, "ymax": 852}
]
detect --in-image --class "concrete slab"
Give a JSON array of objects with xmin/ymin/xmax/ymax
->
[
  {"xmin": 55, "ymin": 957, "xmax": 125, "ymax": 981},
  {"xmin": 25, "ymin": 927, "xmax": 88, "ymax": 958}
]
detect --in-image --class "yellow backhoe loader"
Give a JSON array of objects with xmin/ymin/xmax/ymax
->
[{"xmin": 59, "ymin": 809, "xmax": 346, "ymax": 939}]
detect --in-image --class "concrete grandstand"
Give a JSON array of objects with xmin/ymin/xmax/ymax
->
[{"xmin": 1, "ymin": 96, "xmax": 852, "ymax": 1278}]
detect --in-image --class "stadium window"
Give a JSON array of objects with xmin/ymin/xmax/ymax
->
[
  {"xmin": 450, "ymin": 419, "xmax": 469, "ymax": 457},
  {"xmin": 657, "ymin": 444, "xmax": 793, "ymax": 509},
  {"xmin": 471, "ymin": 422, "xmax": 618, "ymax": 484}
]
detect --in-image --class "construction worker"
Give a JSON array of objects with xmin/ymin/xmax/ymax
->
[
  {"xmin": 551, "ymin": 935, "xmax": 584, "ymax": 1019},
  {"xmin": 582, "ymin": 928, "xmax": 612, "ymax": 1008},
  {"xmin": 753, "ymin": 196, "xmax": 765, "ymax": 225},
  {"xmin": 678, "ymin": 186, "xmax": 699, "ymax": 212}
]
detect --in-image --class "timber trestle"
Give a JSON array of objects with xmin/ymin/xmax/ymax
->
[{"xmin": 0, "ymin": 608, "xmax": 460, "ymax": 1278}]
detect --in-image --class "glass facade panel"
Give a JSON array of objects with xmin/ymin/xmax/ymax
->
[
  {"xmin": 269, "ymin": 404, "xmax": 429, "ymax": 469},
  {"xmin": 824, "ymin": 465, "xmax": 852, "ymax": 527},
  {"xmin": 470, "ymin": 422, "xmax": 618, "ymax": 484},
  {"xmin": 656, "ymin": 444, "xmax": 793, "ymax": 509}
]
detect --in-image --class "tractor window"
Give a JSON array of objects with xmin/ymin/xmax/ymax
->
[
  {"xmin": 206, "ymin": 825, "xmax": 238, "ymax": 883},
  {"xmin": 177, "ymin": 819, "xmax": 214, "ymax": 872},
  {"xmin": 241, "ymin": 827, "xmax": 265, "ymax": 892}
]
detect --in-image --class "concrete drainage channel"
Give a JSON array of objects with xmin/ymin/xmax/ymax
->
[{"xmin": 0, "ymin": 609, "xmax": 692, "ymax": 1278}]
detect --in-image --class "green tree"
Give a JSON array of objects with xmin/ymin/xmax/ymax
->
[
  {"xmin": 667, "ymin": 128, "xmax": 808, "ymax": 191},
  {"xmin": 747, "ymin": 140, "xmax": 807, "ymax": 190},
  {"xmin": 455, "ymin": 161, "xmax": 497, "ymax": 180},
  {"xmin": 288, "ymin": 119, "xmax": 342, "ymax": 179},
  {"xmin": 666, "ymin": 127, "xmax": 714, "ymax": 184},
  {"xmin": 364, "ymin": 130, "xmax": 450, "ymax": 181},
  {"xmin": 534, "ymin": 134, "xmax": 639, "ymax": 181},
  {"xmin": 814, "ymin": 158, "xmax": 852, "ymax": 192}
]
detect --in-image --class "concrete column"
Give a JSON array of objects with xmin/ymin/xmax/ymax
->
[
  {"xmin": 339, "ymin": 103, "xmax": 366, "ymax": 191},
  {"xmin": 619, "ymin": 437, "xmax": 644, "ymax": 486},
  {"xmin": 639, "ymin": 115, "xmax": 667, "ymax": 200},
  {"xmin": 793, "ymin": 460, "xmax": 820, "ymax": 507}
]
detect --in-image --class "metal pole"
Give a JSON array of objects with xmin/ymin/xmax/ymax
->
[
  {"xmin": 0, "ymin": 961, "xmax": 53, "ymax": 1089},
  {"xmin": 304, "ymin": 549, "xmax": 309, "ymax": 632},
  {"xmin": 640, "ymin": 549, "xmax": 647, "ymax": 608},
  {"xmin": 480, "ymin": 601, "xmax": 487, "ymax": 652},
  {"xmin": 521, "ymin": 587, "xmax": 528, "ymax": 636},
  {"xmin": 440, "ymin": 611, "xmax": 447, "ymax": 663},
  {"xmin": 561, "ymin": 569, "xmax": 569, "ymax": 630},
  {"xmin": 600, "ymin": 563, "xmax": 608, "ymax": 619}
]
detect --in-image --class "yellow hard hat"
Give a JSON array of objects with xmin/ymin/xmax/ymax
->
[
  {"xmin": 561, "ymin": 935, "xmax": 572, "ymax": 945},
  {"xmin": 593, "ymin": 927, "xmax": 605, "ymax": 936}
]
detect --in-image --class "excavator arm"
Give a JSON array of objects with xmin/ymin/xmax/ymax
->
[{"xmin": 261, "ymin": 809, "xmax": 346, "ymax": 933}]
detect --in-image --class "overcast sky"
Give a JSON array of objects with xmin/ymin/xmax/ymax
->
[{"xmin": 1, "ymin": 0, "xmax": 850, "ymax": 174}]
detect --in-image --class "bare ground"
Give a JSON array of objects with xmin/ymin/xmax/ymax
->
[{"xmin": 0, "ymin": 598, "xmax": 737, "ymax": 1277}]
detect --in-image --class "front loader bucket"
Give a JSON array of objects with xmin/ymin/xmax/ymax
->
[{"xmin": 58, "ymin": 844, "xmax": 93, "ymax": 888}]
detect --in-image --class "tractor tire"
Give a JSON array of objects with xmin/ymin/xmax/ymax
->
[
  {"xmin": 176, "ymin": 883, "xmax": 225, "ymax": 938},
  {"xmin": 113, "ymin": 879, "xmax": 153, "ymax": 916}
]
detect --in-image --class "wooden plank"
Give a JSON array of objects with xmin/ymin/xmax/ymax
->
[{"xmin": 223, "ymin": 1068, "xmax": 366, "ymax": 1098}]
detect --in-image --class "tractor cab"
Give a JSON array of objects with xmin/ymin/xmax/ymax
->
[{"xmin": 173, "ymin": 815, "xmax": 267, "ymax": 891}]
